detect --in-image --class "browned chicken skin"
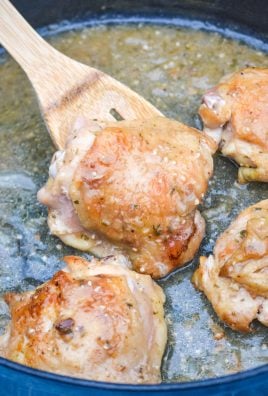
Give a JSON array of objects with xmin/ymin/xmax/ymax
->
[
  {"xmin": 38, "ymin": 117, "xmax": 216, "ymax": 278},
  {"xmin": 0, "ymin": 255, "xmax": 167, "ymax": 384},
  {"xmin": 199, "ymin": 68, "xmax": 268, "ymax": 183},
  {"xmin": 193, "ymin": 200, "xmax": 268, "ymax": 332}
]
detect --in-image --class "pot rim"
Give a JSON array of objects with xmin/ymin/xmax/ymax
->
[{"xmin": 0, "ymin": 357, "xmax": 267, "ymax": 390}]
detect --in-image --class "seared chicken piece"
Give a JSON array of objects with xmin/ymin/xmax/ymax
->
[
  {"xmin": 0, "ymin": 255, "xmax": 167, "ymax": 384},
  {"xmin": 193, "ymin": 200, "xmax": 268, "ymax": 332},
  {"xmin": 199, "ymin": 68, "xmax": 268, "ymax": 183},
  {"xmin": 38, "ymin": 117, "xmax": 216, "ymax": 278}
]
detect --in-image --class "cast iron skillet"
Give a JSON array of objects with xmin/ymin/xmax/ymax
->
[{"xmin": 0, "ymin": 1, "xmax": 267, "ymax": 395}]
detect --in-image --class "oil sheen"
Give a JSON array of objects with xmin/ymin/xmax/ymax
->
[{"xmin": 0, "ymin": 24, "xmax": 267, "ymax": 382}]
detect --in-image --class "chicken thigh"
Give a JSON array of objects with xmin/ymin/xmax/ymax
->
[
  {"xmin": 38, "ymin": 117, "xmax": 216, "ymax": 278},
  {"xmin": 0, "ymin": 255, "xmax": 167, "ymax": 384},
  {"xmin": 199, "ymin": 68, "xmax": 268, "ymax": 183},
  {"xmin": 193, "ymin": 200, "xmax": 268, "ymax": 332}
]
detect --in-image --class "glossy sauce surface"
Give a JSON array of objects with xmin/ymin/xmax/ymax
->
[{"xmin": 0, "ymin": 23, "xmax": 267, "ymax": 382}]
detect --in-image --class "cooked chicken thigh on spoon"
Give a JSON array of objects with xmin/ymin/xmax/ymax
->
[{"xmin": 38, "ymin": 117, "xmax": 216, "ymax": 278}]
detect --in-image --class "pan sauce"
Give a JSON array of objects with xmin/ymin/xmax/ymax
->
[{"xmin": 0, "ymin": 23, "xmax": 267, "ymax": 382}]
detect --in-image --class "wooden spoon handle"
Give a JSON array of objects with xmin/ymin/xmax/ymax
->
[
  {"xmin": 0, "ymin": 0, "xmax": 57, "ymax": 77},
  {"xmin": 0, "ymin": 0, "xmax": 94, "ymax": 110}
]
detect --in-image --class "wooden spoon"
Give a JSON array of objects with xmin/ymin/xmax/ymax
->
[{"xmin": 0, "ymin": 0, "xmax": 162, "ymax": 149}]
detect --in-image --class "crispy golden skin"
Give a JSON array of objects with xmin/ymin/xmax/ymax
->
[
  {"xmin": 0, "ymin": 255, "xmax": 167, "ymax": 384},
  {"xmin": 199, "ymin": 68, "xmax": 268, "ymax": 183},
  {"xmin": 193, "ymin": 200, "xmax": 268, "ymax": 332},
  {"xmin": 38, "ymin": 117, "xmax": 215, "ymax": 278}
]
